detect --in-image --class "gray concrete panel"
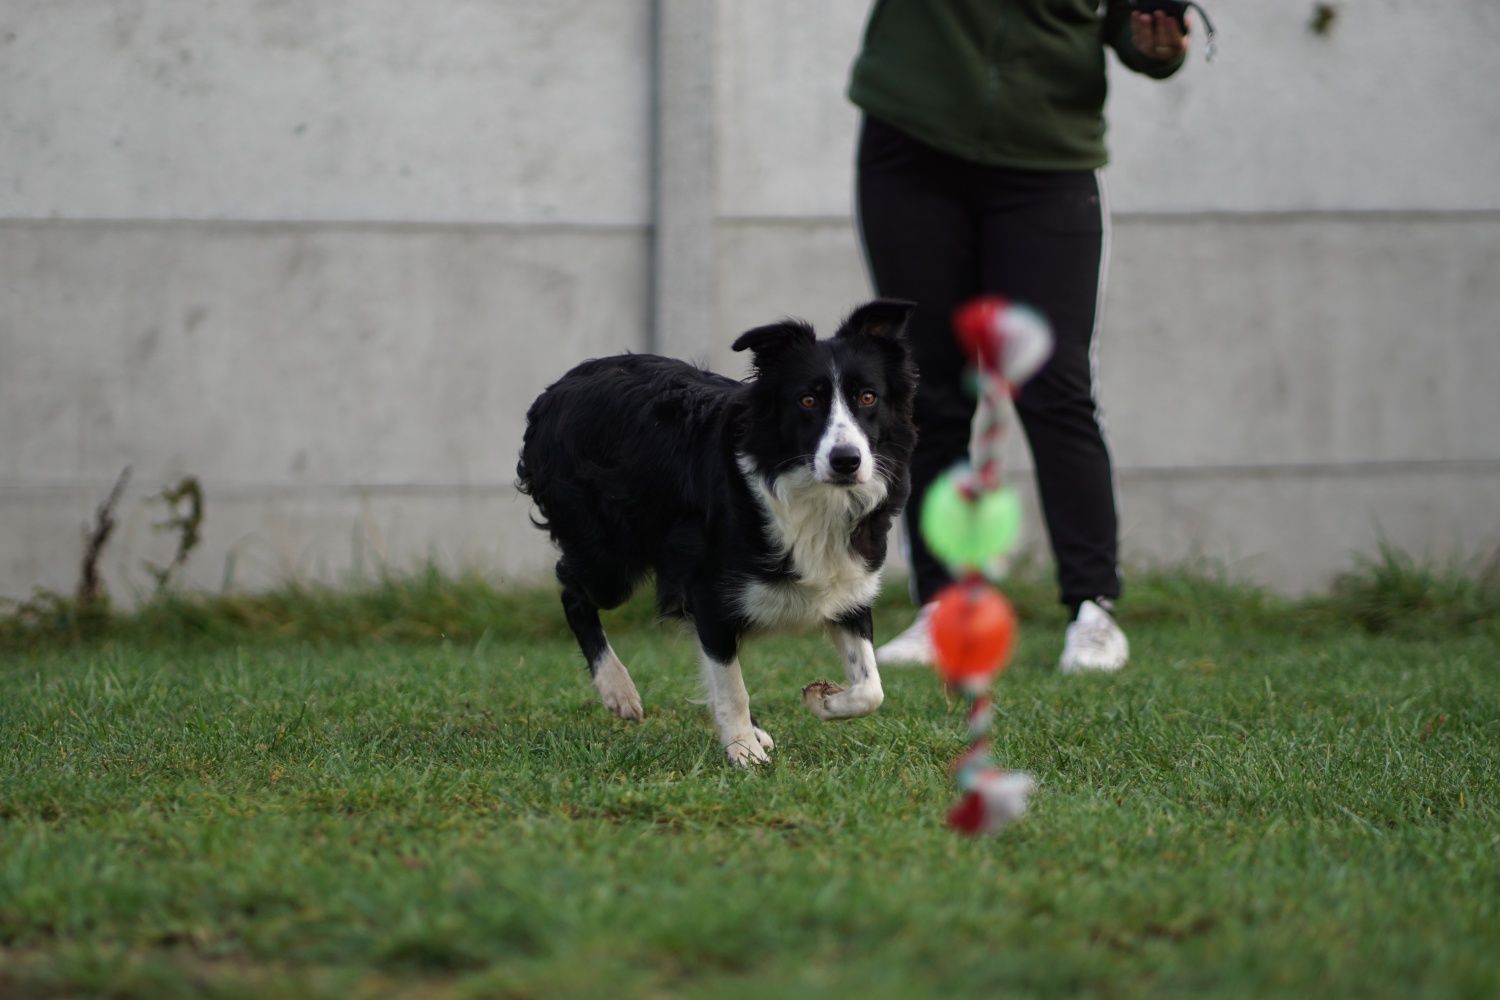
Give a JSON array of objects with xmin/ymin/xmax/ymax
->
[
  {"xmin": 1, "ymin": 481, "xmax": 556, "ymax": 603},
  {"xmin": 1112, "ymin": 465, "xmax": 1500, "ymax": 595},
  {"xmin": 1, "ymin": 220, "xmax": 647, "ymax": 488},
  {"xmin": 1107, "ymin": 1, "xmax": 1500, "ymax": 213},
  {"xmin": 879, "ymin": 464, "xmax": 1500, "ymax": 603},
  {"xmin": 1103, "ymin": 214, "xmax": 1500, "ymax": 469},
  {"xmin": 713, "ymin": 1, "xmax": 1500, "ymax": 217},
  {"xmin": 1, "ymin": 1, "xmax": 653, "ymax": 224},
  {"xmin": 717, "ymin": 214, "xmax": 1500, "ymax": 471},
  {"xmin": 714, "ymin": 3, "xmax": 867, "ymax": 220}
]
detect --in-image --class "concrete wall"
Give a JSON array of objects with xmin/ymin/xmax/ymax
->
[
  {"xmin": 2, "ymin": 1, "xmax": 652, "ymax": 599},
  {"xmin": 4, "ymin": 0, "xmax": 1498, "ymax": 602}
]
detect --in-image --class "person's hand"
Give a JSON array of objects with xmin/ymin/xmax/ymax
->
[{"xmin": 1131, "ymin": 10, "xmax": 1189, "ymax": 61}]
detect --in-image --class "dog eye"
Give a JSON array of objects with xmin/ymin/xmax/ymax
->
[
  {"xmin": 858, "ymin": 390, "xmax": 878, "ymax": 407},
  {"xmin": 798, "ymin": 394, "xmax": 818, "ymax": 409}
]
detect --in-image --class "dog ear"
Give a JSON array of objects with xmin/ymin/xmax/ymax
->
[
  {"xmin": 731, "ymin": 319, "xmax": 816, "ymax": 360},
  {"xmin": 838, "ymin": 299, "xmax": 916, "ymax": 341}
]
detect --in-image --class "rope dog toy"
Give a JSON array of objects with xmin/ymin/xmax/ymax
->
[{"xmin": 921, "ymin": 297, "xmax": 1053, "ymax": 835}]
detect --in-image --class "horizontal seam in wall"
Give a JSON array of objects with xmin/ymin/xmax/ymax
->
[
  {"xmin": 715, "ymin": 208, "xmax": 1500, "ymax": 226},
  {"xmin": 3, "ymin": 460, "xmax": 1500, "ymax": 499},
  {"xmin": 0, "ymin": 217, "xmax": 651, "ymax": 237},
  {"xmin": 0, "ymin": 482, "xmax": 529, "ymax": 500},
  {"xmin": 1114, "ymin": 459, "xmax": 1500, "ymax": 481},
  {"xmin": 5, "ymin": 210, "xmax": 1495, "ymax": 234}
]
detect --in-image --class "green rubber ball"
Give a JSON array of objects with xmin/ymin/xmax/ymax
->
[{"xmin": 920, "ymin": 470, "xmax": 1022, "ymax": 569}]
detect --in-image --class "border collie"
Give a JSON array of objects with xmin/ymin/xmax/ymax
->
[{"xmin": 516, "ymin": 300, "xmax": 917, "ymax": 765}]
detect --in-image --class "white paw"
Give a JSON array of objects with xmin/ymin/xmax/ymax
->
[
  {"xmin": 599, "ymin": 683, "xmax": 643, "ymax": 722},
  {"xmin": 725, "ymin": 733, "xmax": 772, "ymax": 768},
  {"xmin": 753, "ymin": 725, "xmax": 775, "ymax": 752},
  {"xmin": 592, "ymin": 650, "xmax": 643, "ymax": 722},
  {"xmin": 801, "ymin": 679, "xmax": 883, "ymax": 721},
  {"xmin": 801, "ymin": 679, "xmax": 845, "ymax": 721}
]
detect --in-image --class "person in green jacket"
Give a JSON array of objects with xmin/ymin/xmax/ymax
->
[{"xmin": 853, "ymin": 2, "xmax": 1190, "ymax": 672}]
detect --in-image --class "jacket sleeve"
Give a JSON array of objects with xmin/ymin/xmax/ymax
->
[{"xmin": 1104, "ymin": 0, "xmax": 1187, "ymax": 79}]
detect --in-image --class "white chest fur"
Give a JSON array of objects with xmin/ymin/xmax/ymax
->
[{"xmin": 735, "ymin": 457, "xmax": 886, "ymax": 630}]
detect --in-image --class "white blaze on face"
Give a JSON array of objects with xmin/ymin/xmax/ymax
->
[{"xmin": 813, "ymin": 372, "xmax": 874, "ymax": 484}]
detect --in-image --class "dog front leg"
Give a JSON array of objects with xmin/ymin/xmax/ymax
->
[
  {"xmin": 696, "ymin": 621, "xmax": 771, "ymax": 767},
  {"xmin": 802, "ymin": 606, "xmax": 885, "ymax": 721}
]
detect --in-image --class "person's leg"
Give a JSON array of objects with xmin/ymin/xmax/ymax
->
[
  {"xmin": 976, "ymin": 168, "xmax": 1121, "ymax": 611},
  {"xmin": 855, "ymin": 116, "xmax": 982, "ymax": 607}
]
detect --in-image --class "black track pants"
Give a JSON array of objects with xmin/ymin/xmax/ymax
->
[{"xmin": 856, "ymin": 116, "xmax": 1121, "ymax": 608}]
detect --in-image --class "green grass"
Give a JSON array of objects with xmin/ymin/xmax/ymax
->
[{"xmin": 2, "ymin": 564, "xmax": 1498, "ymax": 998}]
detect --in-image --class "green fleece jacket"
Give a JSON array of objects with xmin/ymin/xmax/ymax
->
[{"xmin": 848, "ymin": 0, "xmax": 1184, "ymax": 170}]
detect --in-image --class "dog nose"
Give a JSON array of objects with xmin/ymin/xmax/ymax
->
[{"xmin": 829, "ymin": 445, "xmax": 862, "ymax": 476}]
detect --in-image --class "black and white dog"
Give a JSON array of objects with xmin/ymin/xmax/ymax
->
[{"xmin": 517, "ymin": 300, "xmax": 917, "ymax": 765}]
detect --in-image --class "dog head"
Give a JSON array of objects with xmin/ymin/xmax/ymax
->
[{"xmin": 732, "ymin": 300, "xmax": 917, "ymax": 489}]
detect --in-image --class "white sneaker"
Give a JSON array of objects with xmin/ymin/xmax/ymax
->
[
  {"xmin": 874, "ymin": 602, "xmax": 938, "ymax": 667},
  {"xmin": 1059, "ymin": 600, "xmax": 1129, "ymax": 674}
]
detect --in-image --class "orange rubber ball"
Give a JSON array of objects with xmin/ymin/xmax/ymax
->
[{"xmin": 929, "ymin": 582, "xmax": 1017, "ymax": 683}]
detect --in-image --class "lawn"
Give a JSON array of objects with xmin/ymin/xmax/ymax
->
[{"xmin": 2, "ymin": 565, "xmax": 1498, "ymax": 998}]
